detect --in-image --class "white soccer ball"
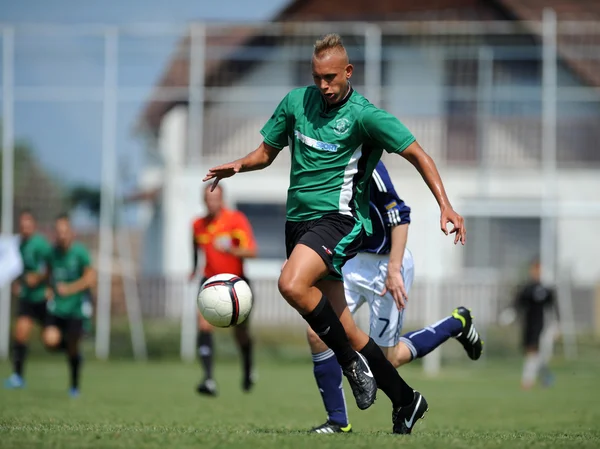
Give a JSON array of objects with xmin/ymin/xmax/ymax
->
[{"xmin": 197, "ymin": 273, "xmax": 253, "ymax": 328}]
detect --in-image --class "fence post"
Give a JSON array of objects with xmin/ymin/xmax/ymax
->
[
  {"xmin": 364, "ymin": 24, "xmax": 382, "ymax": 107},
  {"xmin": 96, "ymin": 27, "xmax": 119, "ymax": 360},
  {"xmin": 0, "ymin": 27, "xmax": 15, "ymax": 360},
  {"xmin": 540, "ymin": 8, "xmax": 557, "ymax": 287},
  {"xmin": 180, "ymin": 23, "xmax": 206, "ymax": 362}
]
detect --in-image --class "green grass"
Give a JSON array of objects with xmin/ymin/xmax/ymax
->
[{"xmin": 1, "ymin": 354, "xmax": 600, "ymax": 448}]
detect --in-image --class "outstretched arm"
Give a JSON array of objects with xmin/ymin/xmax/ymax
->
[
  {"xmin": 202, "ymin": 142, "xmax": 281, "ymax": 190},
  {"xmin": 400, "ymin": 141, "xmax": 466, "ymax": 245}
]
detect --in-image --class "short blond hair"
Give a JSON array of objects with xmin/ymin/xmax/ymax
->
[{"xmin": 314, "ymin": 33, "xmax": 345, "ymax": 56}]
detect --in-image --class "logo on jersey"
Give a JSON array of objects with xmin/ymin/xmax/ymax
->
[
  {"xmin": 321, "ymin": 245, "xmax": 333, "ymax": 255},
  {"xmin": 333, "ymin": 118, "xmax": 351, "ymax": 135},
  {"xmin": 294, "ymin": 130, "xmax": 339, "ymax": 152}
]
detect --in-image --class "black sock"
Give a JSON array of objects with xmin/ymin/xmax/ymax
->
[
  {"xmin": 240, "ymin": 340, "xmax": 253, "ymax": 381},
  {"xmin": 302, "ymin": 295, "xmax": 357, "ymax": 368},
  {"xmin": 360, "ymin": 338, "xmax": 414, "ymax": 408},
  {"xmin": 197, "ymin": 332, "xmax": 214, "ymax": 380},
  {"xmin": 12, "ymin": 342, "xmax": 27, "ymax": 378},
  {"xmin": 68, "ymin": 353, "xmax": 81, "ymax": 390}
]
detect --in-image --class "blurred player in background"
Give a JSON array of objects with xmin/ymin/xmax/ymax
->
[
  {"xmin": 204, "ymin": 33, "xmax": 466, "ymax": 434},
  {"xmin": 4, "ymin": 210, "xmax": 52, "ymax": 389},
  {"xmin": 43, "ymin": 214, "xmax": 96, "ymax": 397},
  {"xmin": 514, "ymin": 259, "xmax": 560, "ymax": 390},
  {"xmin": 308, "ymin": 161, "xmax": 482, "ymax": 433},
  {"xmin": 190, "ymin": 184, "xmax": 257, "ymax": 396}
]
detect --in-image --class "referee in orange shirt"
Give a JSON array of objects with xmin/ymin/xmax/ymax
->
[{"xmin": 190, "ymin": 184, "xmax": 258, "ymax": 396}]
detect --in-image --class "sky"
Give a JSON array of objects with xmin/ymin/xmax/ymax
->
[{"xmin": 0, "ymin": 0, "xmax": 290, "ymax": 190}]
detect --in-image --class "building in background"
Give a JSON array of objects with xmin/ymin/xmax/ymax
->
[{"xmin": 130, "ymin": 0, "xmax": 600, "ymax": 329}]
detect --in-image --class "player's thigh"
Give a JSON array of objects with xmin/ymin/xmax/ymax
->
[
  {"xmin": 42, "ymin": 323, "xmax": 63, "ymax": 348},
  {"xmin": 367, "ymin": 289, "xmax": 405, "ymax": 348},
  {"xmin": 197, "ymin": 310, "xmax": 214, "ymax": 332},
  {"xmin": 284, "ymin": 215, "xmax": 363, "ymax": 285},
  {"xmin": 279, "ymin": 244, "xmax": 329, "ymax": 300},
  {"xmin": 15, "ymin": 301, "xmax": 46, "ymax": 342},
  {"xmin": 14, "ymin": 316, "xmax": 34, "ymax": 342}
]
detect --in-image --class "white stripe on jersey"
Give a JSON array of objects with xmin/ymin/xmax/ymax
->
[
  {"xmin": 372, "ymin": 170, "xmax": 387, "ymax": 193},
  {"xmin": 338, "ymin": 145, "xmax": 363, "ymax": 216}
]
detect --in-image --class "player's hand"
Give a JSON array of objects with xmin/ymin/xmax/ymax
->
[
  {"xmin": 45, "ymin": 287, "xmax": 54, "ymax": 300},
  {"xmin": 440, "ymin": 206, "xmax": 466, "ymax": 245},
  {"xmin": 381, "ymin": 267, "xmax": 408, "ymax": 311},
  {"xmin": 202, "ymin": 162, "xmax": 242, "ymax": 191},
  {"xmin": 24, "ymin": 273, "xmax": 37, "ymax": 288},
  {"xmin": 55, "ymin": 282, "xmax": 71, "ymax": 296}
]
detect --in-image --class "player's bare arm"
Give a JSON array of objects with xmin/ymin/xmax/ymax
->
[
  {"xmin": 203, "ymin": 142, "xmax": 281, "ymax": 190},
  {"xmin": 224, "ymin": 247, "xmax": 257, "ymax": 259},
  {"xmin": 400, "ymin": 141, "xmax": 466, "ymax": 245},
  {"xmin": 23, "ymin": 271, "xmax": 45, "ymax": 288},
  {"xmin": 56, "ymin": 266, "xmax": 96, "ymax": 297},
  {"xmin": 381, "ymin": 223, "xmax": 409, "ymax": 310}
]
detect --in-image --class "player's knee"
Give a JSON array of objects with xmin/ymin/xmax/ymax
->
[
  {"xmin": 42, "ymin": 327, "xmax": 62, "ymax": 349},
  {"xmin": 388, "ymin": 342, "xmax": 413, "ymax": 368},
  {"xmin": 14, "ymin": 318, "xmax": 33, "ymax": 342},
  {"xmin": 197, "ymin": 312, "xmax": 214, "ymax": 333},
  {"xmin": 277, "ymin": 272, "xmax": 307, "ymax": 307}
]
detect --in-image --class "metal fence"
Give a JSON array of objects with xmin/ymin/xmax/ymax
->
[{"xmin": 1, "ymin": 17, "xmax": 600, "ymax": 362}]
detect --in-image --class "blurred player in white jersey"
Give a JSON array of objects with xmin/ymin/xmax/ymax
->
[{"xmin": 307, "ymin": 160, "xmax": 483, "ymax": 433}]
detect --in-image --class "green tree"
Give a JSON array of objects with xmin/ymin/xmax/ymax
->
[
  {"xmin": 69, "ymin": 185, "xmax": 102, "ymax": 217},
  {"xmin": 0, "ymin": 127, "xmax": 67, "ymax": 230}
]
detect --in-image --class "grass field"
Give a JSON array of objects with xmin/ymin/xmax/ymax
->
[{"xmin": 1, "ymin": 351, "xmax": 600, "ymax": 449}]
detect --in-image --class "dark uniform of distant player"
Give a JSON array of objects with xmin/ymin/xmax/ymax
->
[
  {"xmin": 4, "ymin": 210, "xmax": 52, "ymax": 389},
  {"xmin": 308, "ymin": 160, "xmax": 482, "ymax": 433},
  {"xmin": 204, "ymin": 34, "xmax": 466, "ymax": 433},
  {"xmin": 43, "ymin": 214, "xmax": 96, "ymax": 397},
  {"xmin": 190, "ymin": 184, "xmax": 257, "ymax": 396},
  {"xmin": 514, "ymin": 259, "xmax": 559, "ymax": 389}
]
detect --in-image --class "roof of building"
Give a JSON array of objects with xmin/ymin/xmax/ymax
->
[{"xmin": 138, "ymin": 0, "xmax": 600, "ymax": 132}]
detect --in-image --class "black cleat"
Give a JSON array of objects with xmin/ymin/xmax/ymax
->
[
  {"xmin": 452, "ymin": 307, "xmax": 483, "ymax": 360},
  {"xmin": 392, "ymin": 391, "xmax": 429, "ymax": 434},
  {"xmin": 341, "ymin": 352, "xmax": 377, "ymax": 410},
  {"xmin": 196, "ymin": 378, "xmax": 218, "ymax": 397},
  {"xmin": 310, "ymin": 421, "xmax": 352, "ymax": 434}
]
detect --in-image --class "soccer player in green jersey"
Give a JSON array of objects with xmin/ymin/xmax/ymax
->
[
  {"xmin": 4, "ymin": 210, "xmax": 52, "ymax": 389},
  {"xmin": 42, "ymin": 214, "xmax": 96, "ymax": 397},
  {"xmin": 204, "ymin": 34, "xmax": 466, "ymax": 434}
]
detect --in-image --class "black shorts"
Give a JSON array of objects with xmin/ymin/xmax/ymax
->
[
  {"xmin": 17, "ymin": 300, "xmax": 48, "ymax": 326},
  {"xmin": 46, "ymin": 314, "xmax": 85, "ymax": 339},
  {"xmin": 522, "ymin": 321, "xmax": 544, "ymax": 349},
  {"xmin": 285, "ymin": 213, "xmax": 364, "ymax": 281}
]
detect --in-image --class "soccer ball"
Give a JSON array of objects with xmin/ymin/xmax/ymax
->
[{"xmin": 197, "ymin": 273, "xmax": 253, "ymax": 327}]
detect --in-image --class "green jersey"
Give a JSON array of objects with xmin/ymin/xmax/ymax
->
[
  {"xmin": 19, "ymin": 233, "xmax": 52, "ymax": 303},
  {"xmin": 47, "ymin": 242, "xmax": 92, "ymax": 319},
  {"xmin": 260, "ymin": 85, "xmax": 415, "ymax": 233}
]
